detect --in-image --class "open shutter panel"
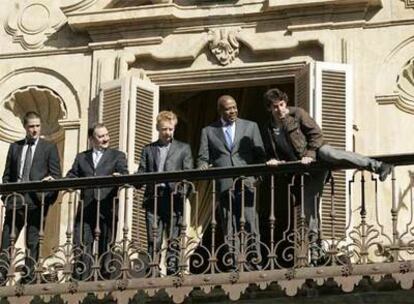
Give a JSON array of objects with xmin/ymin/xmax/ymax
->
[
  {"xmin": 99, "ymin": 78, "xmax": 129, "ymax": 152},
  {"xmin": 294, "ymin": 62, "xmax": 313, "ymax": 113},
  {"xmin": 129, "ymin": 77, "xmax": 159, "ymax": 246},
  {"xmin": 314, "ymin": 62, "xmax": 353, "ymax": 240}
]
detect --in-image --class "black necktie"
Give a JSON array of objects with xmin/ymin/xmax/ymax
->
[{"xmin": 21, "ymin": 139, "xmax": 34, "ymax": 181}]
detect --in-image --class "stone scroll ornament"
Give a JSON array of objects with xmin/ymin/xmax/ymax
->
[{"xmin": 208, "ymin": 28, "xmax": 241, "ymax": 66}]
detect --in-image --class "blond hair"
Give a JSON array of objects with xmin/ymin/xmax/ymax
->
[{"xmin": 156, "ymin": 111, "xmax": 177, "ymax": 128}]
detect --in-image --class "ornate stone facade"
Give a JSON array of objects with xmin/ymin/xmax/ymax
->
[{"xmin": 0, "ymin": 0, "xmax": 414, "ymax": 300}]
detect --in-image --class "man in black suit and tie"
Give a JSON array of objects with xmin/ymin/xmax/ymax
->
[
  {"xmin": 138, "ymin": 111, "xmax": 193, "ymax": 275},
  {"xmin": 197, "ymin": 95, "xmax": 266, "ymax": 270},
  {"xmin": 66, "ymin": 123, "xmax": 128, "ymax": 279},
  {"xmin": 1, "ymin": 111, "xmax": 61, "ymax": 283}
]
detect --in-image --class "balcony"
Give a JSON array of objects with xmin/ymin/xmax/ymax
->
[{"xmin": 0, "ymin": 153, "xmax": 414, "ymax": 303}]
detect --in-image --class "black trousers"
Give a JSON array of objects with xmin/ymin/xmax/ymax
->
[
  {"xmin": 0, "ymin": 206, "xmax": 43, "ymax": 282},
  {"xmin": 73, "ymin": 199, "xmax": 117, "ymax": 280},
  {"xmin": 145, "ymin": 188, "xmax": 184, "ymax": 275},
  {"xmin": 218, "ymin": 182, "xmax": 261, "ymax": 269}
]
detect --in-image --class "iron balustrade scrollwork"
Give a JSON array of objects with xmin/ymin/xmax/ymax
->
[{"xmin": 0, "ymin": 153, "xmax": 413, "ymax": 302}]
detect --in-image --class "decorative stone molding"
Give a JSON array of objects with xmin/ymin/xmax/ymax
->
[
  {"xmin": 151, "ymin": 0, "xmax": 172, "ymax": 3},
  {"xmin": 4, "ymin": 0, "xmax": 66, "ymax": 50},
  {"xmin": 208, "ymin": 28, "xmax": 241, "ymax": 66},
  {"xmin": 60, "ymin": 0, "xmax": 99, "ymax": 13},
  {"xmin": 0, "ymin": 86, "xmax": 66, "ymax": 142},
  {"xmin": 376, "ymin": 58, "xmax": 414, "ymax": 115},
  {"xmin": 402, "ymin": 0, "xmax": 414, "ymax": 8},
  {"xmin": 397, "ymin": 58, "xmax": 414, "ymax": 107}
]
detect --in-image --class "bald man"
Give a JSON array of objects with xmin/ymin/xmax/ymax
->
[{"xmin": 197, "ymin": 95, "xmax": 266, "ymax": 270}]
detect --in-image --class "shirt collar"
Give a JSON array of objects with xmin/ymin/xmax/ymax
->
[
  {"xmin": 25, "ymin": 137, "xmax": 39, "ymax": 146},
  {"xmin": 93, "ymin": 147, "xmax": 105, "ymax": 153},
  {"xmin": 156, "ymin": 139, "xmax": 172, "ymax": 148},
  {"xmin": 221, "ymin": 118, "xmax": 235, "ymax": 127}
]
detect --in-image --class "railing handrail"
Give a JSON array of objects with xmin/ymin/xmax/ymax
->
[{"xmin": 1, "ymin": 152, "xmax": 413, "ymax": 193}]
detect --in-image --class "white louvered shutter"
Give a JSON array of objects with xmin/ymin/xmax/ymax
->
[
  {"xmin": 100, "ymin": 76, "xmax": 158, "ymax": 247},
  {"xmin": 99, "ymin": 78, "xmax": 129, "ymax": 152},
  {"xmin": 294, "ymin": 62, "xmax": 313, "ymax": 113},
  {"xmin": 314, "ymin": 62, "xmax": 353, "ymax": 239},
  {"xmin": 128, "ymin": 77, "xmax": 159, "ymax": 246},
  {"xmin": 294, "ymin": 62, "xmax": 352, "ymax": 240}
]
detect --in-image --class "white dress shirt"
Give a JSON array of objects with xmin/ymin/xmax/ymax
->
[
  {"xmin": 221, "ymin": 118, "xmax": 235, "ymax": 143},
  {"xmin": 19, "ymin": 137, "xmax": 39, "ymax": 180}
]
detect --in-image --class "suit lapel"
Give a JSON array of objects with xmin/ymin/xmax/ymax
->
[
  {"xmin": 150, "ymin": 144, "xmax": 159, "ymax": 172},
  {"xmin": 233, "ymin": 119, "xmax": 243, "ymax": 150},
  {"xmin": 16, "ymin": 141, "xmax": 24, "ymax": 176},
  {"xmin": 85, "ymin": 150, "xmax": 95, "ymax": 170},
  {"xmin": 96, "ymin": 149, "xmax": 111, "ymax": 169},
  {"xmin": 31, "ymin": 139, "xmax": 44, "ymax": 167},
  {"xmin": 165, "ymin": 140, "xmax": 177, "ymax": 165},
  {"xmin": 213, "ymin": 121, "xmax": 230, "ymax": 152}
]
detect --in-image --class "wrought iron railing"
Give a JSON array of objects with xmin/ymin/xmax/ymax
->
[{"xmin": 0, "ymin": 153, "xmax": 414, "ymax": 303}]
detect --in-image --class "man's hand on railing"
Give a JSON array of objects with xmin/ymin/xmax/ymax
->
[
  {"xmin": 301, "ymin": 156, "xmax": 314, "ymax": 165},
  {"xmin": 266, "ymin": 159, "xmax": 285, "ymax": 166},
  {"xmin": 198, "ymin": 163, "xmax": 212, "ymax": 170},
  {"xmin": 41, "ymin": 176, "xmax": 54, "ymax": 181},
  {"xmin": 112, "ymin": 172, "xmax": 121, "ymax": 177}
]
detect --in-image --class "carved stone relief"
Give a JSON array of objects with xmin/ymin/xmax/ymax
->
[
  {"xmin": 396, "ymin": 58, "xmax": 414, "ymax": 110},
  {"xmin": 5, "ymin": 0, "xmax": 66, "ymax": 50},
  {"xmin": 0, "ymin": 87, "xmax": 66, "ymax": 142},
  {"xmin": 208, "ymin": 28, "xmax": 241, "ymax": 66},
  {"xmin": 402, "ymin": 0, "xmax": 414, "ymax": 8},
  {"xmin": 60, "ymin": 0, "xmax": 99, "ymax": 13},
  {"xmin": 4, "ymin": 0, "xmax": 99, "ymax": 49},
  {"xmin": 377, "ymin": 57, "xmax": 414, "ymax": 115}
]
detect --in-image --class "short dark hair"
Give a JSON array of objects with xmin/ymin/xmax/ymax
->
[
  {"xmin": 263, "ymin": 88, "xmax": 289, "ymax": 108},
  {"xmin": 88, "ymin": 123, "xmax": 107, "ymax": 138},
  {"xmin": 23, "ymin": 111, "xmax": 41, "ymax": 126},
  {"xmin": 217, "ymin": 95, "xmax": 236, "ymax": 112}
]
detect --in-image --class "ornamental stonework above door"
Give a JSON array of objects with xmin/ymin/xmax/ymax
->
[{"xmin": 4, "ymin": 0, "xmax": 98, "ymax": 50}]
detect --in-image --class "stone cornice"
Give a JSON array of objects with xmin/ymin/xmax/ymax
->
[
  {"xmin": 145, "ymin": 61, "xmax": 305, "ymax": 90},
  {"xmin": 267, "ymin": 0, "xmax": 382, "ymax": 10},
  {"xmin": 0, "ymin": 46, "xmax": 90, "ymax": 60},
  {"xmin": 67, "ymin": 0, "xmax": 382, "ymax": 33}
]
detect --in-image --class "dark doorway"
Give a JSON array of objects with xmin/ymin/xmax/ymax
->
[
  {"xmin": 159, "ymin": 82, "xmax": 295, "ymax": 270},
  {"xmin": 160, "ymin": 83, "xmax": 294, "ymax": 155}
]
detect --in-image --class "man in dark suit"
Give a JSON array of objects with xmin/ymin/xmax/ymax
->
[
  {"xmin": 197, "ymin": 95, "xmax": 266, "ymax": 270},
  {"xmin": 1, "ymin": 111, "xmax": 61, "ymax": 283},
  {"xmin": 137, "ymin": 111, "xmax": 193, "ymax": 275},
  {"xmin": 66, "ymin": 123, "xmax": 128, "ymax": 279}
]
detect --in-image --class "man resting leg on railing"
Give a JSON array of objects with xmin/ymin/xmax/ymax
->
[{"xmin": 262, "ymin": 88, "xmax": 393, "ymax": 266}]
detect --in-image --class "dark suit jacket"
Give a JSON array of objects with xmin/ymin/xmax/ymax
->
[
  {"xmin": 66, "ymin": 148, "xmax": 128, "ymax": 212},
  {"xmin": 2, "ymin": 138, "xmax": 61, "ymax": 209},
  {"xmin": 137, "ymin": 139, "xmax": 193, "ymax": 208},
  {"xmin": 197, "ymin": 118, "xmax": 266, "ymax": 193}
]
